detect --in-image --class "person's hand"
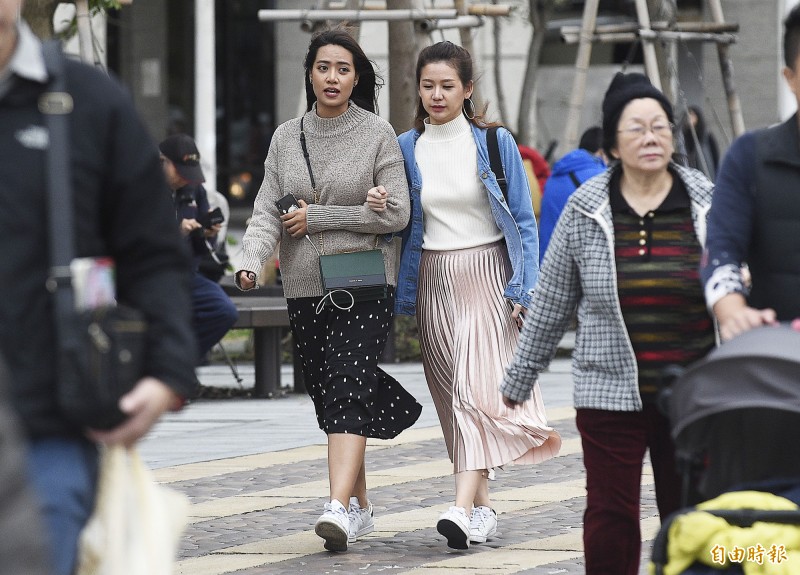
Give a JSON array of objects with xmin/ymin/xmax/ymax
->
[
  {"xmin": 281, "ymin": 199, "xmax": 309, "ymax": 238},
  {"xmin": 502, "ymin": 394, "xmax": 522, "ymax": 409},
  {"xmin": 511, "ymin": 303, "xmax": 526, "ymax": 329},
  {"xmin": 180, "ymin": 218, "xmax": 202, "ymax": 237},
  {"xmin": 366, "ymin": 185, "xmax": 388, "ymax": 212},
  {"xmin": 204, "ymin": 223, "xmax": 222, "ymax": 238},
  {"xmin": 238, "ymin": 270, "xmax": 257, "ymax": 290},
  {"xmin": 713, "ymin": 293, "xmax": 778, "ymax": 342},
  {"xmin": 86, "ymin": 378, "xmax": 179, "ymax": 447}
]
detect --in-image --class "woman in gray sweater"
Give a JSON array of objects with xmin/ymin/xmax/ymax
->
[{"xmin": 236, "ymin": 29, "xmax": 421, "ymax": 552}]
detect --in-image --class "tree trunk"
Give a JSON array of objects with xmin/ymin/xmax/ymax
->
[
  {"xmin": 342, "ymin": 0, "xmax": 361, "ymax": 39},
  {"xmin": 75, "ymin": 0, "xmax": 93, "ymax": 62},
  {"xmin": 454, "ymin": 0, "xmax": 480, "ymax": 106},
  {"xmin": 517, "ymin": 0, "xmax": 548, "ymax": 146},
  {"xmin": 492, "ymin": 0, "xmax": 507, "ymax": 124},
  {"xmin": 22, "ymin": 0, "xmax": 60, "ymax": 39},
  {"xmin": 387, "ymin": 0, "xmax": 418, "ymax": 133}
]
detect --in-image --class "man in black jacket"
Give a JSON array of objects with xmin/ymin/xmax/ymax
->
[
  {"xmin": 701, "ymin": 4, "xmax": 800, "ymax": 340},
  {"xmin": 0, "ymin": 3, "xmax": 197, "ymax": 574},
  {"xmin": 159, "ymin": 133, "xmax": 238, "ymax": 360}
]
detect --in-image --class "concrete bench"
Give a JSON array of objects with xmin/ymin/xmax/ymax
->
[{"xmin": 229, "ymin": 296, "xmax": 304, "ymax": 398}]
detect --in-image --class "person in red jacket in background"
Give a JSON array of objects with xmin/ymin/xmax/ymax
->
[
  {"xmin": 513, "ymin": 135, "xmax": 551, "ymax": 218},
  {"xmin": 518, "ymin": 144, "xmax": 550, "ymax": 192}
]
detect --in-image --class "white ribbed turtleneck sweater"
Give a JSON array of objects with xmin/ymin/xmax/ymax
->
[{"xmin": 415, "ymin": 114, "xmax": 502, "ymax": 250}]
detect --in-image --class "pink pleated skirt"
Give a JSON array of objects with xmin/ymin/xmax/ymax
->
[{"xmin": 417, "ymin": 241, "xmax": 562, "ymax": 473}]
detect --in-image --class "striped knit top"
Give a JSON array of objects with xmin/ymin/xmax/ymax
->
[{"xmin": 610, "ymin": 169, "xmax": 715, "ymax": 402}]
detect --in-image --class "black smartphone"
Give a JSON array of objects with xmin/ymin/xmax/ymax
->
[
  {"xmin": 275, "ymin": 193, "xmax": 300, "ymax": 215},
  {"xmin": 207, "ymin": 206, "xmax": 225, "ymax": 227}
]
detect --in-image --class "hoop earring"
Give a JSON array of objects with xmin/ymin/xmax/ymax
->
[{"xmin": 463, "ymin": 97, "xmax": 476, "ymax": 120}]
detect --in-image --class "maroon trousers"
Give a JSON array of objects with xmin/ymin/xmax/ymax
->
[{"xmin": 576, "ymin": 405, "xmax": 681, "ymax": 575}]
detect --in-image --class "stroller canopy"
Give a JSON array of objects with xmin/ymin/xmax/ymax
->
[{"xmin": 670, "ymin": 325, "xmax": 800, "ymax": 441}]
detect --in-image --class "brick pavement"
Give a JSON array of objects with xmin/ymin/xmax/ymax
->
[{"xmin": 143, "ymin": 360, "xmax": 662, "ymax": 575}]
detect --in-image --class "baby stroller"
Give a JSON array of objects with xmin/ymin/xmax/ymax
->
[{"xmin": 651, "ymin": 325, "xmax": 800, "ymax": 574}]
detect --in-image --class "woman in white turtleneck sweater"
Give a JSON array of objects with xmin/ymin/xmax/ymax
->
[{"xmin": 392, "ymin": 41, "xmax": 562, "ymax": 551}]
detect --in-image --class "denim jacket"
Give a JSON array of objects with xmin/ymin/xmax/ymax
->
[{"xmin": 394, "ymin": 123, "xmax": 539, "ymax": 315}]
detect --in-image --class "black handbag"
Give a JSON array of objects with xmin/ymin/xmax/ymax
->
[
  {"xmin": 42, "ymin": 42, "xmax": 147, "ymax": 430},
  {"xmin": 299, "ymin": 118, "xmax": 388, "ymax": 310}
]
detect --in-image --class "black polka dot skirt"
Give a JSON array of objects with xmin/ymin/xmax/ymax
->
[{"xmin": 287, "ymin": 287, "xmax": 422, "ymax": 439}]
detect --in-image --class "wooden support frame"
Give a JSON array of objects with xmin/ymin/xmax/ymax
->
[{"xmin": 559, "ymin": 0, "xmax": 745, "ymax": 155}]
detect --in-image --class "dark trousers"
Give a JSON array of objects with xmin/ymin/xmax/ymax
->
[
  {"xmin": 576, "ymin": 405, "xmax": 681, "ymax": 575},
  {"xmin": 191, "ymin": 272, "xmax": 238, "ymax": 359}
]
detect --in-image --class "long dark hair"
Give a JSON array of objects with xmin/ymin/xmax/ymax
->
[
  {"xmin": 413, "ymin": 41, "xmax": 498, "ymax": 132},
  {"xmin": 303, "ymin": 28, "xmax": 383, "ymax": 114}
]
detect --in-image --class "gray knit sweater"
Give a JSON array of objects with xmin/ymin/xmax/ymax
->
[{"xmin": 239, "ymin": 103, "xmax": 410, "ymax": 298}]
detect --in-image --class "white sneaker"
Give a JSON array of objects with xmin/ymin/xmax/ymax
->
[
  {"xmin": 315, "ymin": 499, "xmax": 350, "ymax": 552},
  {"xmin": 436, "ymin": 506, "xmax": 470, "ymax": 549},
  {"xmin": 469, "ymin": 506, "xmax": 497, "ymax": 543},
  {"xmin": 348, "ymin": 497, "xmax": 375, "ymax": 543}
]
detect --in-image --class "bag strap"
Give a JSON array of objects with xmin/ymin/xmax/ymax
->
[
  {"xmin": 568, "ymin": 171, "xmax": 582, "ymax": 189},
  {"xmin": 299, "ymin": 117, "xmax": 316, "ymax": 193},
  {"xmin": 40, "ymin": 41, "xmax": 78, "ymax": 322},
  {"xmin": 486, "ymin": 126, "xmax": 508, "ymax": 202}
]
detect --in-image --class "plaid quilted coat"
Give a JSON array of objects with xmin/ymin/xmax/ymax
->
[{"xmin": 501, "ymin": 162, "xmax": 714, "ymax": 411}]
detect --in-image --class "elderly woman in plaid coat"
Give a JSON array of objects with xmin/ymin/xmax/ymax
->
[{"xmin": 501, "ymin": 72, "xmax": 715, "ymax": 575}]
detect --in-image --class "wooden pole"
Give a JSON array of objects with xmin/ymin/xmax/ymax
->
[
  {"xmin": 707, "ymin": 0, "xmax": 745, "ymax": 136},
  {"xmin": 561, "ymin": 30, "xmax": 736, "ymax": 45},
  {"xmin": 258, "ymin": 9, "xmax": 459, "ymax": 22},
  {"xmin": 634, "ymin": 0, "xmax": 661, "ymax": 90},
  {"xmin": 561, "ymin": 0, "xmax": 600, "ymax": 155}
]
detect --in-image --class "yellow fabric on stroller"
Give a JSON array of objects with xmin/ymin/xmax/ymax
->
[{"xmin": 651, "ymin": 491, "xmax": 800, "ymax": 575}]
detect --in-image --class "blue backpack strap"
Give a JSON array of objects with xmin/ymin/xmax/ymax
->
[{"xmin": 486, "ymin": 126, "xmax": 508, "ymax": 202}]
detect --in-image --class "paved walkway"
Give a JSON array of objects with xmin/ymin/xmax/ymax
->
[{"xmin": 140, "ymin": 357, "xmax": 660, "ymax": 574}]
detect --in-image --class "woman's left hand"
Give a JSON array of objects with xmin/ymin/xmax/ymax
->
[
  {"xmin": 366, "ymin": 185, "xmax": 388, "ymax": 212},
  {"xmin": 511, "ymin": 303, "xmax": 526, "ymax": 329},
  {"xmin": 281, "ymin": 199, "xmax": 309, "ymax": 238}
]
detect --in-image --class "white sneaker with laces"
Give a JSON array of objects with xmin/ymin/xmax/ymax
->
[
  {"xmin": 314, "ymin": 499, "xmax": 350, "ymax": 552},
  {"xmin": 436, "ymin": 506, "xmax": 470, "ymax": 549},
  {"xmin": 469, "ymin": 506, "xmax": 497, "ymax": 543},
  {"xmin": 348, "ymin": 497, "xmax": 375, "ymax": 543}
]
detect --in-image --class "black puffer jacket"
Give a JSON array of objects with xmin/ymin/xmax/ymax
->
[{"xmin": 0, "ymin": 49, "xmax": 197, "ymax": 437}]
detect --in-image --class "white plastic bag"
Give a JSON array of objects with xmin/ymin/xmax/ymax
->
[{"xmin": 76, "ymin": 445, "xmax": 190, "ymax": 575}]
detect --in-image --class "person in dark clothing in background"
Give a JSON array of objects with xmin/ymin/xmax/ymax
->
[
  {"xmin": 681, "ymin": 104, "xmax": 720, "ymax": 182},
  {"xmin": 160, "ymin": 134, "xmax": 238, "ymax": 360},
  {"xmin": 538, "ymin": 126, "xmax": 607, "ymax": 262},
  {"xmin": 0, "ymin": 3, "xmax": 197, "ymax": 574},
  {"xmin": 702, "ymin": 5, "xmax": 800, "ymax": 340}
]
